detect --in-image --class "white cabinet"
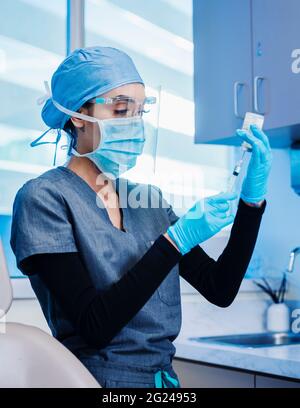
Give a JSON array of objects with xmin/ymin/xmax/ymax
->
[
  {"xmin": 256, "ymin": 375, "xmax": 300, "ymax": 388},
  {"xmin": 193, "ymin": 0, "xmax": 253, "ymax": 145},
  {"xmin": 251, "ymin": 0, "xmax": 300, "ymax": 131},
  {"xmin": 193, "ymin": 0, "xmax": 300, "ymax": 147},
  {"xmin": 173, "ymin": 357, "xmax": 300, "ymax": 388},
  {"xmin": 173, "ymin": 358, "xmax": 254, "ymax": 388}
]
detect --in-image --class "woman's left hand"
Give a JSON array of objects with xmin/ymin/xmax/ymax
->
[{"xmin": 236, "ymin": 124, "xmax": 273, "ymax": 205}]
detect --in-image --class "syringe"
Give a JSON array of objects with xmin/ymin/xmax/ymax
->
[
  {"xmin": 227, "ymin": 142, "xmax": 251, "ymax": 192},
  {"xmin": 227, "ymin": 112, "xmax": 264, "ymax": 193}
]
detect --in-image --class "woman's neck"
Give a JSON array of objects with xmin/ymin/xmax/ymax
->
[
  {"xmin": 66, "ymin": 156, "xmax": 122, "ymax": 226},
  {"xmin": 67, "ymin": 156, "xmax": 116, "ymax": 197}
]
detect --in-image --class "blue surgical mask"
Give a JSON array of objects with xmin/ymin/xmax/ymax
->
[{"xmin": 71, "ymin": 116, "xmax": 145, "ymax": 179}]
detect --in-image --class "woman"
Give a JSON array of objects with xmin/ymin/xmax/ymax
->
[{"xmin": 10, "ymin": 46, "xmax": 272, "ymax": 388}]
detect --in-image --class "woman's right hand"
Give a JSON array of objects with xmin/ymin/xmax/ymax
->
[{"xmin": 166, "ymin": 191, "xmax": 238, "ymax": 255}]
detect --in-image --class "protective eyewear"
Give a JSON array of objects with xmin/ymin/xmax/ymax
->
[{"xmin": 89, "ymin": 95, "xmax": 157, "ymax": 117}]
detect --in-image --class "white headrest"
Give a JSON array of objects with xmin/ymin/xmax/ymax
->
[{"xmin": 0, "ymin": 239, "xmax": 13, "ymax": 318}]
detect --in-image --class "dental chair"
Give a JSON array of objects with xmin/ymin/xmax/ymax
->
[{"xmin": 0, "ymin": 240, "xmax": 101, "ymax": 388}]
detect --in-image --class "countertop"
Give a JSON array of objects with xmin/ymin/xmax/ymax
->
[{"xmin": 174, "ymin": 335, "xmax": 300, "ymax": 380}]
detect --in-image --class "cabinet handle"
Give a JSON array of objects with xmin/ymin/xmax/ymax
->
[
  {"xmin": 254, "ymin": 76, "xmax": 267, "ymax": 114},
  {"xmin": 233, "ymin": 82, "xmax": 246, "ymax": 119}
]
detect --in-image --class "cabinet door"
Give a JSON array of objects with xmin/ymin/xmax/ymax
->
[
  {"xmin": 252, "ymin": 0, "xmax": 300, "ymax": 130},
  {"xmin": 256, "ymin": 375, "xmax": 300, "ymax": 388},
  {"xmin": 173, "ymin": 358, "xmax": 254, "ymax": 388},
  {"xmin": 194, "ymin": 0, "xmax": 252, "ymax": 144}
]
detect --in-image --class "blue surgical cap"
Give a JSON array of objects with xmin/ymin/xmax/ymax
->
[{"xmin": 41, "ymin": 46, "xmax": 145, "ymax": 130}]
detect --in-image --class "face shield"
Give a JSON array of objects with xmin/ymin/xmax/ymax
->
[{"xmin": 120, "ymin": 85, "xmax": 161, "ymax": 184}]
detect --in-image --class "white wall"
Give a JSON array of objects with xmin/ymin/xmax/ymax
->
[{"xmin": 251, "ymin": 149, "xmax": 300, "ymax": 296}]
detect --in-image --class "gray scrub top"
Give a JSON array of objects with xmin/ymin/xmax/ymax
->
[{"xmin": 10, "ymin": 165, "xmax": 182, "ymax": 376}]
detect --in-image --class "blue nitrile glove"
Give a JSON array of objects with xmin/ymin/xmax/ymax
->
[
  {"xmin": 167, "ymin": 191, "xmax": 238, "ymax": 255},
  {"xmin": 236, "ymin": 125, "xmax": 273, "ymax": 204}
]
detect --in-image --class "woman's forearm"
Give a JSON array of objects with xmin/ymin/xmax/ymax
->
[
  {"xmin": 164, "ymin": 231, "xmax": 180, "ymax": 252},
  {"xmin": 242, "ymin": 199, "xmax": 264, "ymax": 208},
  {"xmin": 179, "ymin": 198, "xmax": 266, "ymax": 307},
  {"xmin": 19, "ymin": 234, "xmax": 182, "ymax": 349}
]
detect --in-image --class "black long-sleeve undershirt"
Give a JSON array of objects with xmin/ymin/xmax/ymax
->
[
  {"xmin": 179, "ymin": 198, "xmax": 266, "ymax": 307},
  {"xmin": 19, "ymin": 198, "xmax": 266, "ymax": 349}
]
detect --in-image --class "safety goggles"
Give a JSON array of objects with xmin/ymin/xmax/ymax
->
[{"xmin": 88, "ymin": 95, "xmax": 157, "ymax": 118}]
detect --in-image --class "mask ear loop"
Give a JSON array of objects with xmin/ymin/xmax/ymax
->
[
  {"xmin": 34, "ymin": 81, "xmax": 90, "ymax": 166},
  {"xmin": 47, "ymin": 80, "xmax": 100, "ymax": 161},
  {"xmin": 34, "ymin": 80, "xmax": 105, "ymax": 165},
  {"xmin": 46, "ymin": 83, "xmax": 103, "ymax": 159}
]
